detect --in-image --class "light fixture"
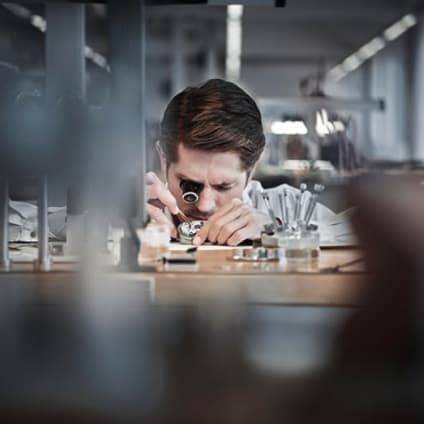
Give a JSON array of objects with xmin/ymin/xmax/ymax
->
[
  {"xmin": 226, "ymin": 5, "xmax": 244, "ymax": 82},
  {"xmin": 327, "ymin": 13, "xmax": 418, "ymax": 82},
  {"xmin": 342, "ymin": 54, "xmax": 364, "ymax": 72},
  {"xmin": 315, "ymin": 109, "xmax": 346, "ymax": 137},
  {"xmin": 357, "ymin": 37, "xmax": 386, "ymax": 60},
  {"xmin": 384, "ymin": 14, "xmax": 417, "ymax": 41}
]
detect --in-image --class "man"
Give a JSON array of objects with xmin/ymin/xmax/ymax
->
[{"xmin": 147, "ymin": 79, "xmax": 337, "ymax": 246}]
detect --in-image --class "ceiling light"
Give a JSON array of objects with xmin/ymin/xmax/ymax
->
[
  {"xmin": 342, "ymin": 54, "xmax": 363, "ymax": 72},
  {"xmin": 384, "ymin": 14, "xmax": 417, "ymax": 41},
  {"xmin": 327, "ymin": 13, "xmax": 418, "ymax": 82},
  {"xmin": 226, "ymin": 5, "xmax": 244, "ymax": 82},
  {"xmin": 357, "ymin": 37, "xmax": 386, "ymax": 60},
  {"xmin": 327, "ymin": 65, "xmax": 348, "ymax": 82}
]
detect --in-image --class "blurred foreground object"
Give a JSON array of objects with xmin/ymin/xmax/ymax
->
[{"xmin": 294, "ymin": 176, "xmax": 424, "ymax": 423}]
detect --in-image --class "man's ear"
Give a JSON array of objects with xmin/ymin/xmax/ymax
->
[{"xmin": 156, "ymin": 141, "xmax": 168, "ymax": 175}]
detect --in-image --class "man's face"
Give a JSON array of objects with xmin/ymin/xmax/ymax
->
[{"xmin": 164, "ymin": 144, "xmax": 249, "ymax": 221}]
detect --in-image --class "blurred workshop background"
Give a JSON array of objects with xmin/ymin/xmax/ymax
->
[
  {"xmin": 1, "ymin": 2, "xmax": 424, "ymax": 423},
  {"xmin": 1, "ymin": 0, "xmax": 424, "ymax": 210}
]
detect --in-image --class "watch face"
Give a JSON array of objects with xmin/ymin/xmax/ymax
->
[{"xmin": 177, "ymin": 220, "xmax": 204, "ymax": 244}]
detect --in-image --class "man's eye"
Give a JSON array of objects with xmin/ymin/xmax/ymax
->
[{"xmin": 215, "ymin": 185, "xmax": 232, "ymax": 192}]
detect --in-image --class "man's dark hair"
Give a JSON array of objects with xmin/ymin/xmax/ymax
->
[{"xmin": 159, "ymin": 79, "xmax": 265, "ymax": 171}]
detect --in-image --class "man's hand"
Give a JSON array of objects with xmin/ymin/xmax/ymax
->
[
  {"xmin": 193, "ymin": 199, "xmax": 271, "ymax": 246},
  {"xmin": 146, "ymin": 172, "xmax": 179, "ymax": 238}
]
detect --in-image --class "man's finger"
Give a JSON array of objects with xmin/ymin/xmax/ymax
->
[
  {"xmin": 194, "ymin": 199, "xmax": 243, "ymax": 245},
  {"xmin": 208, "ymin": 205, "xmax": 250, "ymax": 244},
  {"xmin": 146, "ymin": 204, "xmax": 177, "ymax": 238},
  {"xmin": 146, "ymin": 172, "xmax": 179, "ymax": 214},
  {"xmin": 216, "ymin": 212, "xmax": 251, "ymax": 245},
  {"xmin": 227, "ymin": 222, "xmax": 257, "ymax": 246},
  {"xmin": 146, "ymin": 171, "xmax": 162, "ymax": 185}
]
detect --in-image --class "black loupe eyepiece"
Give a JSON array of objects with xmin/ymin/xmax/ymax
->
[{"xmin": 180, "ymin": 180, "xmax": 203, "ymax": 204}]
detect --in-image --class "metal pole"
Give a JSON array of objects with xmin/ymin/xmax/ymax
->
[
  {"xmin": 139, "ymin": 1, "xmax": 147, "ymax": 227},
  {"xmin": 35, "ymin": 176, "xmax": 51, "ymax": 271},
  {"xmin": 0, "ymin": 177, "xmax": 10, "ymax": 271},
  {"xmin": 46, "ymin": 3, "xmax": 86, "ymax": 103},
  {"xmin": 43, "ymin": 3, "xmax": 85, "ymax": 271},
  {"xmin": 109, "ymin": 0, "xmax": 147, "ymax": 227}
]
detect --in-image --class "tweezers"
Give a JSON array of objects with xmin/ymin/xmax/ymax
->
[{"xmin": 318, "ymin": 257, "xmax": 365, "ymax": 273}]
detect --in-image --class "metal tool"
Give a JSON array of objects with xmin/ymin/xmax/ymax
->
[
  {"xmin": 278, "ymin": 192, "xmax": 286, "ymax": 229},
  {"xmin": 293, "ymin": 192, "xmax": 301, "ymax": 224},
  {"xmin": 148, "ymin": 198, "xmax": 189, "ymax": 224},
  {"xmin": 261, "ymin": 192, "xmax": 281, "ymax": 232},
  {"xmin": 283, "ymin": 187, "xmax": 290, "ymax": 228},
  {"xmin": 175, "ymin": 208, "xmax": 190, "ymax": 223},
  {"xmin": 303, "ymin": 184, "xmax": 325, "ymax": 226},
  {"xmin": 294, "ymin": 183, "xmax": 307, "ymax": 223},
  {"xmin": 319, "ymin": 257, "xmax": 365, "ymax": 273}
]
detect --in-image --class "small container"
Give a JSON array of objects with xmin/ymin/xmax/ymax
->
[
  {"xmin": 137, "ymin": 223, "xmax": 170, "ymax": 263},
  {"xmin": 107, "ymin": 228, "xmax": 125, "ymax": 265},
  {"xmin": 278, "ymin": 228, "xmax": 320, "ymax": 263},
  {"xmin": 231, "ymin": 247, "xmax": 281, "ymax": 262}
]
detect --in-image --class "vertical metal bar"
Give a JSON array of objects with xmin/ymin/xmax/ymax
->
[
  {"xmin": 46, "ymin": 4, "xmax": 86, "ymax": 103},
  {"xmin": 43, "ymin": 4, "xmax": 85, "ymax": 271},
  {"xmin": 0, "ymin": 177, "xmax": 10, "ymax": 271},
  {"xmin": 361, "ymin": 61, "xmax": 372, "ymax": 167},
  {"xmin": 138, "ymin": 2, "xmax": 147, "ymax": 227},
  {"xmin": 36, "ymin": 176, "xmax": 50, "ymax": 271},
  {"xmin": 109, "ymin": 0, "xmax": 147, "ymax": 227}
]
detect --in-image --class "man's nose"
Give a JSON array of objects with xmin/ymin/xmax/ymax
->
[{"xmin": 196, "ymin": 187, "xmax": 216, "ymax": 214}]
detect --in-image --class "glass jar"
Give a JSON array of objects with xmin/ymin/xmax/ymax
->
[{"xmin": 278, "ymin": 228, "xmax": 320, "ymax": 263}]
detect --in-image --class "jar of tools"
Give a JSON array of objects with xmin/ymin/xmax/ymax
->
[{"xmin": 277, "ymin": 227, "xmax": 320, "ymax": 263}]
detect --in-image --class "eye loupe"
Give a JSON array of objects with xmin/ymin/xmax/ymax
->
[{"xmin": 180, "ymin": 180, "xmax": 203, "ymax": 204}]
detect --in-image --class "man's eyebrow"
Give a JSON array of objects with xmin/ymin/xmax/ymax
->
[
  {"xmin": 212, "ymin": 180, "xmax": 237, "ymax": 187},
  {"xmin": 175, "ymin": 173, "xmax": 203, "ymax": 183}
]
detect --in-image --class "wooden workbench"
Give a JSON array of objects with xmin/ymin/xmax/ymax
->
[
  {"xmin": 1, "ymin": 246, "xmax": 367, "ymax": 306},
  {"xmin": 143, "ymin": 246, "xmax": 365, "ymax": 306}
]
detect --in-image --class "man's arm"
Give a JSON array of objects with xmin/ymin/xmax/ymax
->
[{"xmin": 146, "ymin": 172, "xmax": 179, "ymax": 239}]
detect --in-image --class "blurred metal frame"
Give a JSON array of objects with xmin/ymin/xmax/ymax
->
[{"xmin": 12, "ymin": 0, "xmax": 286, "ymax": 5}]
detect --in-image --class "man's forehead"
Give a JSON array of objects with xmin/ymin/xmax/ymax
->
[
  {"xmin": 174, "ymin": 144, "xmax": 243, "ymax": 169},
  {"xmin": 172, "ymin": 144, "xmax": 244, "ymax": 181}
]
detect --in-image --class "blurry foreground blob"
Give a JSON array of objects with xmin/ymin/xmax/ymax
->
[
  {"xmin": 338, "ymin": 176, "xmax": 424, "ymax": 364},
  {"xmin": 3, "ymin": 175, "xmax": 424, "ymax": 423},
  {"xmin": 293, "ymin": 176, "xmax": 424, "ymax": 424},
  {"xmin": 0, "ymin": 285, "xmax": 292, "ymax": 424}
]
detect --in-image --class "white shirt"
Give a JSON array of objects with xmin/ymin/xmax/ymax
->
[
  {"xmin": 7, "ymin": 181, "xmax": 353, "ymax": 244},
  {"xmin": 242, "ymin": 180, "xmax": 336, "ymax": 223},
  {"xmin": 242, "ymin": 180, "xmax": 354, "ymax": 244}
]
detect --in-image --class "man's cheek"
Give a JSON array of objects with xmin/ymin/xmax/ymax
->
[
  {"xmin": 218, "ymin": 190, "xmax": 243, "ymax": 207},
  {"xmin": 216, "ymin": 192, "xmax": 234, "ymax": 208}
]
